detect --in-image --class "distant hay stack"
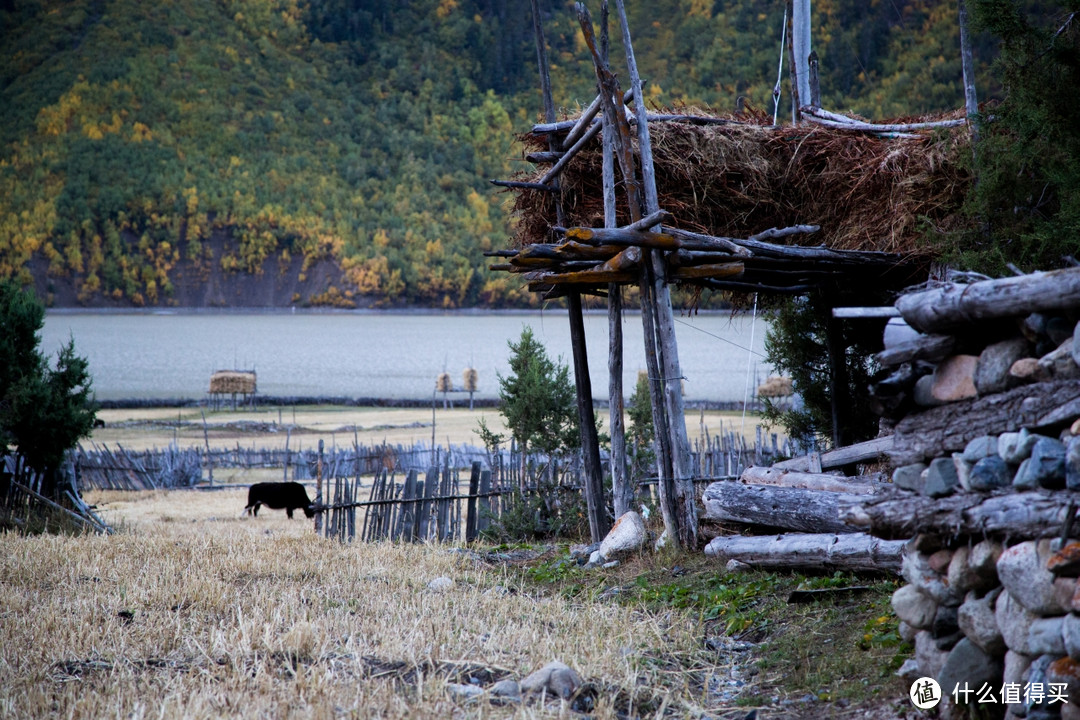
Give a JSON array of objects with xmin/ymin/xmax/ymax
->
[
  {"xmin": 757, "ymin": 376, "xmax": 794, "ymax": 409},
  {"xmin": 208, "ymin": 370, "xmax": 257, "ymax": 410},
  {"xmin": 436, "ymin": 373, "xmax": 452, "ymax": 393},
  {"xmin": 463, "ymin": 368, "xmax": 478, "ymax": 409}
]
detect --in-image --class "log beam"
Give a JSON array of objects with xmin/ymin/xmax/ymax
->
[
  {"xmin": 705, "ymin": 532, "xmax": 905, "ymax": 573},
  {"xmin": 702, "ymin": 481, "xmax": 868, "ymax": 534}
]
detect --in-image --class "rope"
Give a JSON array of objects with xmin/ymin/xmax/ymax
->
[{"xmin": 773, "ymin": 8, "xmax": 787, "ymax": 125}]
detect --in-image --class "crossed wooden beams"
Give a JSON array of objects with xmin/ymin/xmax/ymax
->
[{"xmin": 486, "ymin": 209, "xmax": 915, "ymax": 298}]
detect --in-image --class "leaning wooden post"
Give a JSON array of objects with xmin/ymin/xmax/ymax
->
[
  {"xmin": 533, "ymin": 0, "xmax": 608, "ymax": 543},
  {"xmin": 614, "ymin": 0, "xmax": 697, "ymax": 548},
  {"xmin": 579, "ymin": 1, "xmax": 676, "ymax": 536},
  {"xmin": 807, "ymin": 50, "xmax": 821, "ymax": 108},
  {"xmin": 599, "ymin": 0, "xmax": 632, "ymax": 518}
]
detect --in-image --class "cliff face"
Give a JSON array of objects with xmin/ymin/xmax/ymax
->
[{"xmin": 32, "ymin": 229, "xmax": 357, "ymax": 309}]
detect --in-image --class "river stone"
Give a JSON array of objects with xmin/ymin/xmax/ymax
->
[
  {"xmin": 1001, "ymin": 429, "xmax": 1040, "ymax": 465},
  {"xmin": 963, "ymin": 435, "xmax": 1001, "ymax": 464},
  {"xmin": 896, "ymin": 657, "xmax": 921, "ymax": 683},
  {"xmin": 1005, "ymin": 650, "xmax": 1035, "ymax": 718},
  {"xmin": 900, "ymin": 620, "xmax": 919, "ymax": 643},
  {"xmin": 935, "ymin": 603, "xmax": 961, "ymax": 639},
  {"xmin": 931, "ymin": 354, "xmax": 980, "ymax": 403},
  {"xmin": 893, "ymin": 463, "xmax": 928, "ymax": 492},
  {"xmin": 938, "ymin": 638, "xmax": 1005, "ymax": 709},
  {"xmin": 998, "ymin": 540, "xmax": 1076, "ymax": 616},
  {"xmin": 926, "ymin": 456, "xmax": 961, "ymax": 498},
  {"xmin": 599, "ymin": 511, "xmax": 647, "ymax": 560},
  {"xmin": 1048, "ymin": 543, "xmax": 1080, "ymax": 577},
  {"xmin": 1013, "ymin": 438, "xmax": 1067, "ymax": 490},
  {"xmin": 1024, "ymin": 313, "xmax": 1050, "ymax": 342},
  {"xmin": 1048, "ymin": 316, "xmax": 1075, "ymax": 345},
  {"xmin": 930, "ymin": 548, "xmax": 956, "ymax": 574},
  {"xmin": 445, "ymin": 683, "xmax": 485, "ymax": 701},
  {"xmin": 959, "ymin": 589, "xmax": 1006, "ymax": 655},
  {"xmin": 1048, "ymin": 656, "xmax": 1080, "ymax": 705},
  {"xmin": 1028, "ymin": 616, "xmax": 1067, "ymax": 657},
  {"xmin": 970, "ymin": 541, "xmax": 1004, "ymax": 587},
  {"xmin": 520, "ymin": 661, "xmax": 582, "ymax": 699},
  {"xmin": 948, "ymin": 547, "xmax": 985, "ymax": 594},
  {"xmin": 977, "ymin": 337, "xmax": 1030, "ymax": 395},
  {"xmin": 1064, "ymin": 614, "xmax": 1080, "ymax": 660},
  {"xmin": 998, "ymin": 591, "xmax": 1041, "ymax": 655},
  {"xmin": 1012, "ymin": 357, "xmax": 1051, "ymax": 383},
  {"xmin": 1067, "ymin": 437, "xmax": 1080, "ymax": 491},
  {"xmin": 904, "ymin": 548, "xmax": 961, "ymax": 605},
  {"xmin": 893, "ymin": 584, "xmax": 939, "ymax": 630},
  {"xmin": 1026, "ymin": 655, "xmax": 1060, "ymax": 719},
  {"xmin": 914, "ymin": 374, "xmax": 944, "ymax": 407},
  {"xmin": 427, "ymin": 576, "xmax": 454, "ymax": 592},
  {"xmin": 1073, "ymin": 320, "xmax": 1080, "ymax": 367},
  {"xmin": 916, "ymin": 629, "xmax": 949, "ymax": 680},
  {"xmin": 489, "ymin": 679, "xmax": 522, "ymax": 701},
  {"xmin": 953, "ymin": 454, "xmax": 973, "ymax": 492},
  {"xmin": 971, "ymin": 455, "xmax": 1014, "ymax": 491},
  {"xmin": 1040, "ymin": 340, "xmax": 1080, "ymax": 380}
]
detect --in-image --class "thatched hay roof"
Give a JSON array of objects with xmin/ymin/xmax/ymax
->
[
  {"xmin": 209, "ymin": 371, "xmax": 256, "ymax": 395},
  {"xmin": 510, "ymin": 108, "xmax": 972, "ymax": 257}
]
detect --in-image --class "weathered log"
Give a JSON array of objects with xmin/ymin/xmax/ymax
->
[
  {"xmin": 705, "ymin": 532, "xmax": 905, "ymax": 573},
  {"xmin": 739, "ymin": 465, "xmax": 885, "ymax": 494},
  {"xmin": 890, "ymin": 378, "xmax": 1080, "ymax": 465},
  {"xmin": 565, "ymin": 226, "xmax": 681, "ymax": 251},
  {"xmin": 772, "ymin": 436, "xmax": 895, "ymax": 473},
  {"xmin": 701, "ymin": 481, "xmax": 867, "ymax": 534},
  {"xmin": 800, "ymin": 107, "xmax": 966, "ymax": 133},
  {"xmin": 873, "ymin": 334, "xmax": 956, "ymax": 367},
  {"xmin": 895, "ymin": 267, "xmax": 1080, "ymax": 334},
  {"xmin": 843, "ymin": 488, "xmax": 1080, "ymax": 542},
  {"xmin": 530, "ymin": 111, "xmax": 738, "ymax": 135},
  {"xmin": 669, "ymin": 262, "xmax": 744, "ymax": 280},
  {"xmin": 525, "ymin": 151, "xmax": 564, "ymax": 163}
]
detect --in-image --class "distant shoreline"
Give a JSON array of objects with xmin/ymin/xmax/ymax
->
[{"xmin": 46, "ymin": 306, "xmax": 746, "ymax": 317}]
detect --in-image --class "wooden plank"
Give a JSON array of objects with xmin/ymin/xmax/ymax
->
[
  {"xmin": 738, "ymin": 466, "xmax": 884, "ymax": 494},
  {"xmin": 465, "ymin": 462, "xmax": 481, "ymax": 542},
  {"xmin": 705, "ymin": 532, "xmax": 905, "ymax": 573},
  {"xmin": 772, "ymin": 436, "xmax": 894, "ymax": 472}
]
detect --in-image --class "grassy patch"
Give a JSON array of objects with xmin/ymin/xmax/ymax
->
[{"xmin": 519, "ymin": 550, "xmax": 910, "ymax": 708}]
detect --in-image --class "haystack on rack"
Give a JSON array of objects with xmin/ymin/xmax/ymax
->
[
  {"xmin": 492, "ymin": 0, "xmax": 972, "ymax": 548},
  {"xmin": 207, "ymin": 370, "xmax": 256, "ymax": 410}
]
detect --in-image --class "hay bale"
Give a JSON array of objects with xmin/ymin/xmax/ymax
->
[
  {"xmin": 463, "ymin": 368, "xmax": 478, "ymax": 392},
  {"xmin": 436, "ymin": 372, "xmax": 452, "ymax": 393},
  {"xmin": 757, "ymin": 376, "xmax": 794, "ymax": 398},
  {"xmin": 209, "ymin": 371, "xmax": 256, "ymax": 394},
  {"xmin": 511, "ymin": 108, "xmax": 971, "ymax": 257}
]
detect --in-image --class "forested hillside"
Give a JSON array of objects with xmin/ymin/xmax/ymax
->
[{"xmin": 0, "ymin": 0, "xmax": 997, "ymax": 308}]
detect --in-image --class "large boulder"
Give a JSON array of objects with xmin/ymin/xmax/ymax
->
[{"xmin": 997, "ymin": 540, "xmax": 1075, "ymax": 616}]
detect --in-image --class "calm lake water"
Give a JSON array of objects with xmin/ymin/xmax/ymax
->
[{"xmin": 41, "ymin": 310, "xmax": 773, "ymax": 403}]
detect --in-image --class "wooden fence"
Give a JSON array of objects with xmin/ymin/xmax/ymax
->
[{"xmin": 315, "ymin": 461, "xmax": 506, "ymax": 544}]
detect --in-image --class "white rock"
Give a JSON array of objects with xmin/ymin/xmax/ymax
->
[
  {"xmin": 892, "ymin": 584, "xmax": 938, "ymax": 630},
  {"xmin": 1027, "ymin": 616, "xmax": 1066, "ymax": 656},
  {"xmin": 599, "ymin": 511, "xmax": 647, "ymax": 560},
  {"xmin": 445, "ymin": 682, "xmax": 484, "ymax": 700},
  {"xmin": 520, "ymin": 661, "xmax": 582, "ymax": 699},
  {"xmin": 958, "ymin": 589, "xmax": 1005, "ymax": 655},
  {"xmin": 915, "ymin": 629, "xmax": 949, "ymax": 680},
  {"xmin": 427, "ymin": 576, "xmax": 454, "ymax": 592},
  {"xmin": 489, "ymin": 679, "xmax": 521, "ymax": 701},
  {"xmin": 997, "ymin": 591, "xmax": 1040, "ymax": 655},
  {"xmin": 997, "ymin": 540, "xmax": 1075, "ymax": 615}
]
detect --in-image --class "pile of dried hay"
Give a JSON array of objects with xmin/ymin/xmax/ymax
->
[
  {"xmin": 510, "ymin": 107, "xmax": 972, "ymax": 256},
  {"xmin": 209, "ymin": 371, "xmax": 256, "ymax": 395}
]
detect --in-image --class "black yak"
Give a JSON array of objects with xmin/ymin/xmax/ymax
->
[{"xmin": 244, "ymin": 482, "xmax": 314, "ymax": 519}]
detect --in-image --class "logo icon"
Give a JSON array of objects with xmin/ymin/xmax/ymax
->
[{"xmin": 910, "ymin": 677, "xmax": 942, "ymax": 709}]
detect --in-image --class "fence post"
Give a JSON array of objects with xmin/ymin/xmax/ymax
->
[
  {"xmin": 315, "ymin": 439, "xmax": 324, "ymax": 535},
  {"xmin": 465, "ymin": 461, "xmax": 481, "ymax": 542},
  {"xmin": 478, "ymin": 468, "xmax": 492, "ymax": 534}
]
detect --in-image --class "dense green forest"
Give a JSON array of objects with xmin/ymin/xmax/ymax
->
[{"xmin": 0, "ymin": 0, "xmax": 1002, "ymax": 307}]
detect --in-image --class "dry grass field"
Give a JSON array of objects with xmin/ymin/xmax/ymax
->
[
  {"xmin": 88, "ymin": 405, "xmax": 768, "ymax": 453},
  {"xmin": 0, "ymin": 489, "xmax": 738, "ymax": 719}
]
